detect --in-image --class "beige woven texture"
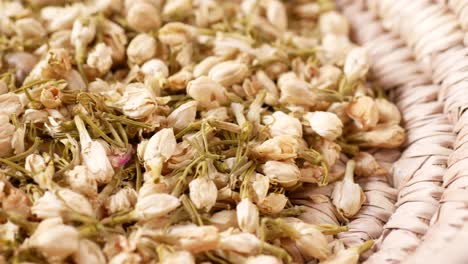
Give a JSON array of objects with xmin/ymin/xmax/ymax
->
[{"xmin": 334, "ymin": 0, "xmax": 468, "ymax": 263}]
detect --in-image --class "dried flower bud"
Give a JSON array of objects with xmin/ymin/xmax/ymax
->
[
  {"xmin": 354, "ymin": 152, "xmax": 387, "ymax": 177},
  {"xmin": 0, "ymin": 93, "xmax": 25, "ymax": 116},
  {"xmin": 208, "ymin": 61, "xmax": 249, "ymax": 87},
  {"xmin": 75, "ymin": 116, "xmax": 115, "ymax": 184},
  {"xmin": 344, "ymin": 47, "xmax": 369, "ymax": 82},
  {"xmin": 161, "ymin": 251, "xmax": 195, "ymax": 264},
  {"xmin": 375, "ymin": 98, "xmax": 401, "ymax": 125},
  {"xmin": 332, "ymin": 160, "xmax": 365, "ymax": 218},
  {"xmin": 91, "ymin": 0, "xmax": 123, "ymax": 14},
  {"xmin": 0, "ymin": 221, "xmax": 19, "ymax": 242},
  {"xmin": 318, "ymin": 139, "xmax": 341, "ymax": 167},
  {"xmin": 138, "ymin": 181, "xmax": 169, "ymax": 197},
  {"xmin": 11, "ymin": 126, "xmax": 25, "ymax": 155},
  {"xmin": 40, "ymin": 85, "xmax": 62, "ymax": 109},
  {"xmin": 264, "ymin": 0, "xmax": 287, "ymax": 31},
  {"xmin": 87, "ymin": 43, "xmax": 113, "ymax": 74},
  {"xmin": 141, "ymin": 59, "xmax": 169, "ymax": 78},
  {"xmin": 319, "ymin": 11, "xmax": 349, "ymax": 36},
  {"xmin": 194, "ymin": 0, "xmax": 223, "ymax": 27},
  {"xmin": 49, "ymin": 29, "xmax": 73, "ymax": 50},
  {"xmin": 219, "ymin": 231, "xmax": 260, "ymax": 254},
  {"xmin": 277, "ymin": 72, "xmax": 318, "ymax": 106},
  {"xmin": 102, "ymin": 19, "xmax": 128, "ymax": 63},
  {"xmin": 127, "ymin": 33, "xmax": 156, "ymax": 65},
  {"xmin": 246, "ymin": 255, "xmax": 282, "ymax": 264},
  {"xmin": 120, "ymin": 82, "xmax": 157, "ymax": 119},
  {"xmin": 189, "ymin": 177, "xmax": 218, "ymax": 212},
  {"xmin": 25, "ymin": 154, "xmax": 55, "ymax": 190},
  {"xmin": 167, "ymin": 224, "xmax": 219, "ymax": 253},
  {"xmin": 109, "ymin": 252, "xmax": 142, "ymax": 264},
  {"xmin": 254, "ymin": 135, "xmax": 303, "ymax": 161},
  {"xmin": 218, "ymin": 186, "xmax": 240, "ymax": 202},
  {"xmin": 73, "ymin": 239, "xmax": 106, "ymax": 264},
  {"xmin": 105, "ymin": 187, "xmax": 137, "ymax": 214},
  {"xmin": 167, "ymin": 101, "xmax": 198, "ymax": 130},
  {"xmin": 262, "ymin": 161, "xmax": 300, "ymax": 188},
  {"xmin": 258, "ymin": 193, "xmax": 288, "ymax": 214},
  {"xmin": 135, "ymin": 192, "xmax": 180, "ymax": 219},
  {"xmin": 40, "ymin": 5, "xmax": 82, "ymax": 31},
  {"xmin": 14, "ymin": 18, "xmax": 46, "ymax": 41},
  {"xmin": 263, "ymin": 111, "xmax": 303, "ymax": 137},
  {"xmin": 0, "ymin": 114, "xmax": 15, "ymax": 157},
  {"xmin": 237, "ymin": 198, "xmax": 259, "ymax": 233},
  {"xmin": 348, "ymin": 124, "xmax": 405, "ymax": 148},
  {"xmin": 23, "ymin": 109, "xmax": 49, "ymax": 123},
  {"xmin": 71, "ymin": 18, "xmax": 96, "ymax": 48},
  {"xmin": 293, "ymin": 2, "xmax": 320, "ymax": 19},
  {"xmin": 142, "ymin": 128, "xmax": 177, "ymax": 172},
  {"xmin": 65, "ymin": 69, "xmax": 86, "ymax": 91},
  {"xmin": 286, "ymin": 220, "xmax": 331, "ymax": 260},
  {"xmin": 213, "ymin": 34, "xmax": 254, "ymax": 56},
  {"xmin": 210, "ymin": 210, "xmax": 238, "ymax": 231},
  {"xmin": 27, "ymin": 218, "xmax": 79, "ymax": 262},
  {"xmin": 167, "ymin": 67, "xmax": 193, "ymax": 91},
  {"xmin": 320, "ymin": 34, "xmax": 353, "ymax": 65},
  {"xmin": 250, "ymin": 173, "xmax": 269, "ymax": 204},
  {"xmin": 255, "ymin": 70, "xmax": 279, "ymax": 106},
  {"xmin": 346, "ymin": 96, "xmax": 379, "ymax": 131},
  {"xmin": 162, "ymin": 0, "xmax": 192, "ymax": 19},
  {"xmin": 32, "ymin": 189, "xmax": 95, "ymax": 219},
  {"xmin": 158, "ymin": 22, "xmax": 194, "ymax": 47},
  {"xmin": 305, "ymin": 111, "xmax": 343, "ymax": 140},
  {"xmin": 317, "ymin": 65, "xmax": 342, "ymax": 89},
  {"xmin": 187, "ymin": 76, "xmax": 228, "ymax": 109},
  {"xmin": 65, "ymin": 165, "xmax": 98, "ymax": 197},
  {"xmin": 126, "ymin": 2, "xmax": 161, "ymax": 32},
  {"xmin": 193, "ymin": 56, "xmax": 225, "ymax": 78},
  {"xmin": 2, "ymin": 186, "xmax": 31, "ymax": 217}
]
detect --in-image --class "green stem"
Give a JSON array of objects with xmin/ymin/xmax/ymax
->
[
  {"xmin": 6, "ymin": 137, "xmax": 42, "ymax": 162},
  {"xmin": 79, "ymin": 113, "xmax": 124, "ymax": 148},
  {"xmin": 175, "ymin": 121, "xmax": 201, "ymax": 139},
  {"xmin": 0, "ymin": 210, "xmax": 37, "ymax": 234},
  {"xmin": 261, "ymin": 242, "xmax": 292, "ymax": 264},
  {"xmin": 135, "ymin": 160, "xmax": 142, "ymax": 192},
  {"xmin": 337, "ymin": 140, "xmax": 359, "ymax": 156},
  {"xmin": 0, "ymin": 158, "xmax": 30, "ymax": 176},
  {"xmin": 101, "ymin": 211, "xmax": 136, "ymax": 225},
  {"xmin": 116, "ymin": 123, "xmax": 129, "ymax": 146},
  {"xmin": 319, "ymin": 161, "xmax": 329, "ymax": 186},
  {"xmin": 102, "ymin": 117, "xmax": 124, "ymax": 146},
  {"xmin": 316, "ymin": 224, "xmax": 348, "ymax": 235},
  {"xmin": 75, "ymin": 45, "xmax": 88, "ymax": 85},
  {"xmin": 357, "ymin": 240, "xmax": 374, "ymax": 254},
  {"xmin": 180, "ymin": 195, "xmax": 203, "ymax": 226},
  {"xmin": 344, "ymin": 160, "xmax": 356, "ymax": 181},
  {"xmin": 104, "ymin": 113, "xmax": 153, "ymax": 128},
  {"xmin": 208, "ymin": 120, "xmax": 241, "ymax": 133},
  {"xmin": 13, "ymin": 79, "xmax": 50, "ymax": 93}
]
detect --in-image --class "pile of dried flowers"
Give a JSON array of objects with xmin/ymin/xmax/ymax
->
[{"xmin": 0, "ymin": 0, "xmax": 405, "ymax": 263}]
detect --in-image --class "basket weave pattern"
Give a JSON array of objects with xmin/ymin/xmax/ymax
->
[{"xmin": 336, "ymin": 1, "xmax": 468, "ymax": 263}]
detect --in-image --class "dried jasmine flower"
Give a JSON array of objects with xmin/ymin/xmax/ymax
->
[
  {"xmin": 26, "ymin": 218, "xmax": 79, "ymax": 262},
  {"xmin": 0, "ymin": 0, "xmax": 404, "ymax": 262},
  {"xmin": 331, "ymin": 160, "xmax": 366, "ymax": 219},
  {"xmin": 126, "ymin": 2, "xmax": 161, "ymax": 33},
  {"xmin": 305, "ymin": 111, "xmax": 343, "ymax": 141}
]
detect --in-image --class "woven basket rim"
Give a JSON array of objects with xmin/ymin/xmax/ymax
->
[{"xmin": 336, "ymin": 0, "xmax": 468, "ymax": 263}]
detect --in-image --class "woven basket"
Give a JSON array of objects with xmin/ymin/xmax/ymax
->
[{"xmin": 327, "ymin": 0, "xmax": 468, "ymax": 263}]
